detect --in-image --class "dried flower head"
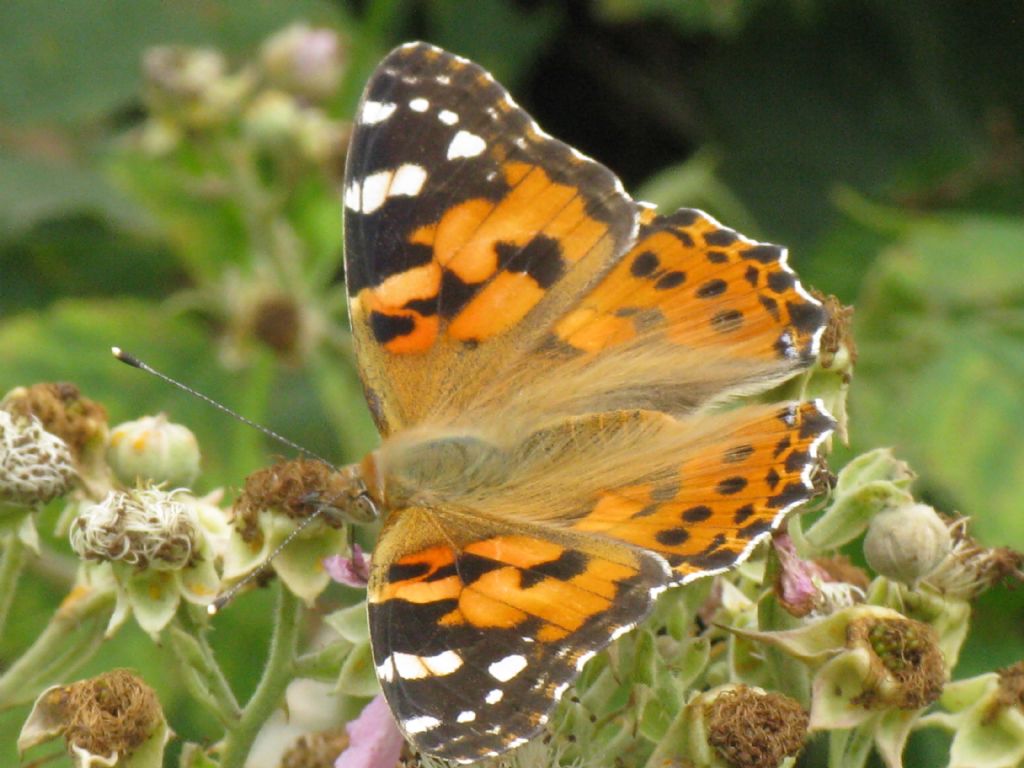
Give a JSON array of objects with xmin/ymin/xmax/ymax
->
[
  {"xmin": 0, "ymin": 410, "xmax": 77, "ymax": 509},
  {"xmin": 925, "ymin": 517, "xmax": 1024, "ymax": 600},
  {"xmin": 71, "ymin": 488, "xmax": 198, "ymax": 570},
  {"xmin": 706, "ymin": 686, "xmax": 809, "ymax": 768},
  {"xmin": 848, "ymin": 616, "xmax": 945, "ymax": 710},
  {"xmin": 2, "ymin": 382, "xmax": 108, "ymax": 462},
  {"xmin": 233, "ymin": 458, "xmax": 352, "ymax": 543},
  {"xmin": 18, "ymin": 670, "xmax": 169, "ymax": 766},
  {"xmin": 280, "ymin": 728, "xmax": 349, "ymax": 768}
]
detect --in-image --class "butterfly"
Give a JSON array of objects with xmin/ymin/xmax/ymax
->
[{"xmin": 341, "ymin": 42, "xmax": 834, "ymax": 763}]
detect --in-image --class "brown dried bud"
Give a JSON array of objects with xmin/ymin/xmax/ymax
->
[{"xmin": 706, "ymin": 686, "xmax": 809, "ymax": 768}]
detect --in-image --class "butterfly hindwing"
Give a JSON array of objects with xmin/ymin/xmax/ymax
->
[{"xmin": 367, "ymin": 510, "xmax": 669, "ymax": 762}]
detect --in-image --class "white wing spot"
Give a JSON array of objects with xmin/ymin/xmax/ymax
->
[
  {"xmin": 389, "ymin": 163, "xmax": 428, "ymax": 198},
  {"xmin": 393, "ymin": 650, "xmax": 463, "ymax": 679},
  {"xmin": 488, "ymin": 654, "xmax": 528, "ymax": 682},
  {"xmin": 343, "ymin": 180, "xmax": 361, "ymax": 211},
  {"xmin": 403, "ymin": 715, "xmax": 441, "ymax": 735},
  {"xmin": 359, "ymin": 170, "xmax": 392, "ymax": 214},
  {"xmin": 360, "ymin": 100, "xmax": 396, "ymax": 125},
  {"xmin": 375, "ymin": 657, "xmax": 394, "ymax": 683},
  {"xmin": 575, "ymin": 650, "xmax": 596, "ymax": 671},
  {"xmin": 437, "ymin": 74, "xmax": 451, "ymax": 85},
  {"xmin": 457, "ymin": 710, "xmax": 476, "ymax": 723},
  {"xmin": 552, "ymin": 682, "xmax": 570, "ymax": 700},
  {"xmin": 508, "ymin": 737, "xmax": 529, "ymax": 749},
  {"xmin": 438, "ymin": 109, "xmax": 459, "ymax": 125},
  {"xmin": 409, "ymin": 97, "xmax": 429, "ymax": 112},
  {"xmin": 447, "ymin": 130, "xmax": 487, "ymax": 160},
  {"xmin": 485, "ymin": 688, "xmax": 504, "ymax": 704}
]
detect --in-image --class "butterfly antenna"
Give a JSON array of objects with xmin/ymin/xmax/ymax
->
[
  {"xmin": 112, "ymin": 347, "xmax": 354, "ymax": 613},
  {"xmin": 111, "ymin": 347, "xmax": 336, "ymax": 469},
  {"xmin": 206, "ymin": 510, "xmax": 340, "ymax": 614}
]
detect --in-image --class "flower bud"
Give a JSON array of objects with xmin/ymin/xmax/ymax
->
[
  {"xmin": 864, "ymin": 502, "xmax": 952, "ymax": 585},
  {"xmin": 142, "ymin": 46, "xmax": 252, "ymax": 129},
  {"xmin": 18, "ymin": 670, "xmax": 169, "ymax": 767},
  {"xmin": 0, "ymin": 410, "xmax": 77, "ymax": 510},
  {"xmin": 243, "ymin": 90, "xmax": 303, "ymax": 148},
  {"xmin": 261, "ymin": 23, "xmax": 346, "ymax": 101},
  {"xmin": 107, "ymin": 413, "xmax": 201, "ymax": 488}
]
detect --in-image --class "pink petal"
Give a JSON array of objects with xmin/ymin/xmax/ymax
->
[
  {"xmin": 324, "ymin": 544, "xmax": 370, "ymax": 588},
  {"xmin": 335, "ymin": 694, "xmax": 404, "ymax": 768},
  {"xmin": 774, "ymin": 534, "xmax": 826, "ymax": 615}
]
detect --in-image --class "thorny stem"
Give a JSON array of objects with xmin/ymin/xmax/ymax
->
[
  {"xmin": 0, "ymin": 534, "xmax": 28, "ymax": 639},
  {"xmin": 220, "ymin": 583, "xmax": 302, "ymax": 768}
]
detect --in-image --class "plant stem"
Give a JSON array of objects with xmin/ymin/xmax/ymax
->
[
  {"xmin": 219, "ymin": 584, "xmax": 301, "ymax": 768},
  {"xmin": 166, "ymin": 610, "xmax": 241, "ymax": 727},
  {"xmin": 0, "ymin": 534, "xmax": 28, "ymax": 639},
  {"xmin": 0, "ymin": 581, "xmax": 115, "ymax": 706}
]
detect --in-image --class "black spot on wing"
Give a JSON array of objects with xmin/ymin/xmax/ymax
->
[{"xmin": 370, "ymin": 312, "xmax": 414, "ymax": 344}]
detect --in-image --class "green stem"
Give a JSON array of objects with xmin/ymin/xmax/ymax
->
[
  {"xmin": 0, "ymin": 534, "xmax": 28, "ymax": 639},
  {"xmin": 828, "ymin": 726, "xmax": 874, "ymax": 768},
  {"xmin": 165, "ymin": 613, "xmax": 241, "ymax": 726},
  {"xmin": 219, "ymin": 584, "xmax": 301, "ymax": 768},
  {"xmin": 0, "ymin": 582, "xmax": 115, "ymax": 705}
]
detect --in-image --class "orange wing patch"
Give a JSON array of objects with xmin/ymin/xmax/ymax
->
[
  {"xmin": 555, "ymin": 208, "xmax": 825, "ymax": 363},
  {"xmin": 571, "ymin": 401, "xmax": 834, "ymax": 582},
  {"xmin": 366, "ymin": 514, "xmax": 669, "ymax": 761},
  {"xmin": 356, "ymin": 159, "xmax": 622, "ymax": 354}
]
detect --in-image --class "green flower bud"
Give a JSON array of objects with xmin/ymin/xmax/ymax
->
[
  {"xmin": 18, "ymin": 670, "xmax": 170, "ymax": 768},
  {"xmin": 0, "ymin": 410, "xmax": 77, "ymax": 510},
  {"xmin": 107, "ymin": 414, "xmax": 201, "ymax": 488},
  {"xmin": 242, "ymin": 90, "xmax": 303, "ymax": 148},
  {"xmin": 864, "ymin": 502, "xmax": 952, "ymax": 585}
]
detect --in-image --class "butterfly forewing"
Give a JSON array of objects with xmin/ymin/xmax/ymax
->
[{"xmin": 344, "ymin": 42, "xmax": 638, "ymax": 434}]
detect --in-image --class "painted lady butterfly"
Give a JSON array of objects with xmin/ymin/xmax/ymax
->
[{"xmin": 341, "ymin": 42, "xmax": 834, "ymax": 762}]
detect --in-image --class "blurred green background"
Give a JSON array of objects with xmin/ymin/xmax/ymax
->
[{"xmin": 1, "ymin": 0, "xmax": 1022, "ymax": 765}]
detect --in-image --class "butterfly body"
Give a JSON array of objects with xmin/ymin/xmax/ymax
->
[{"xmin": 343, "ymin": 42, "xmax": 835, "ymax": 762}]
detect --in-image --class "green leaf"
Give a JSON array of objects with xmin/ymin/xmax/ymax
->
[
  {"xmin": 0, "ymin": 298, "xmax": 268, "ymax": 489},
  {"xmin": 852, "ymin": 213, "xmax": 1024, "ymax": 545}
]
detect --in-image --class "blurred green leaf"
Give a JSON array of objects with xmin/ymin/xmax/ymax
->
[
  {"xmin": 0, "ymin": 150, "xmax": 146, "ymax": 236},
  {"xmin": 852, "ymin": 213, "xmax": 1024, "ymax": 545},
  {"xmin": 596, "ymin": 0, "xmax": 767, "ymax": 35},
  {"xmin": 0, "ymin": 0, "xmax": 341, "ymax": 126},
  {"xmin": 0, "ymin": 298, "xmax": 274, "ymax": 488}
]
